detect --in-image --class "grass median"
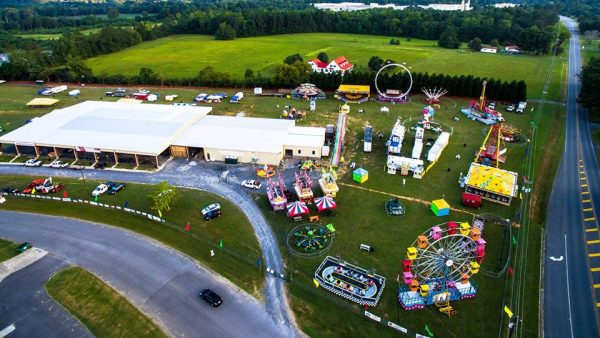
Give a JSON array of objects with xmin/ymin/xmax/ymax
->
[
  {"xmin": 46, "ymin": 267, "xmax": 167, "ymax": 338},
  {"xmin": 0, "ymin": 238, "xmax": 18, "ymax": 262}
]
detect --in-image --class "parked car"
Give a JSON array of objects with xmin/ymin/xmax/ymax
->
[
  {"xmin": 23, "ymin": 159, "xmax": 42, "ymax": 167},
  {"xmin": 199, "ymin": 289, "xmax": 223, "ymax": 307},
  {"xmin": 241, "ymin": 180, "xmax": 262, "ymax": 190},
  {"xmin": 16, "ymin": 242, "xmax": 32, "ymax": 253},
  {"xmin": 92, "ymin": 183, "xmax": 110, "ymax": 197},
  {"xmin": 49, "ymin": 160, "xmax": 70, "ymax": 168},
  {"xmin": 487, "ymin": 101, "xmax": 496, "ymax": 110},
  {"xmin": 2, "ymin": 186, "xmax": 19, "ymax": 193},
  {"xmin": 505, "ymin": 104, "xmax": 516, "ymax": 112},
  {"xmin": 108, "ymin": 182, "xmax": 126, "ymax": 195},
  {"xmin": 201, "ymin": 203, "xmax": 221, "ymax": 220}
]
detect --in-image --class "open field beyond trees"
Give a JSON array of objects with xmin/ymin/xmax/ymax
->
[
  {"xmin": 85, "ymin": 33, "xmax": 565, "ymax": 101},
  {"xmin": 46, "ymin": 267, "xmax": 167, "ymax": 338}
]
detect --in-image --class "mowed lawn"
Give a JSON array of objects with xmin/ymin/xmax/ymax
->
[
  {"xmin": 46, "ymin": 267, "xmax": 167, "ymax": 338},
  {"xmin": 85, "ymin": 33, "xmax": 563, "ymax": 100}
]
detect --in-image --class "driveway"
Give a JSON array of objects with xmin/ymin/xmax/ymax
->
[{"xmin": 0, "ymin": 255, "xmax": 93, "ymax": 338}]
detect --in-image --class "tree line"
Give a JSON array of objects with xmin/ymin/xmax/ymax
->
[{"xmin": 579, "ymin": 57, "xmax": 600, "ymax": 120}]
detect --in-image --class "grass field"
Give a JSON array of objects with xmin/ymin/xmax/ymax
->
[
  {"xmin": 0, "ymin": 238, "xmax": 18, "ymax": 262},
  {"xmin": 85, "ymin": 33, "xmax": 565, "ymax": 100},
  {"xmin": 581, "ymin": 38, "xmax": 600, "ymax": 64},
  {"xmin": 46, "ymin": 267, "xmax": 166, "ymax": 338},
  {"xmin": 0, "ymin": 175, "xmax": 265, "ymax": 298},
  {"xmin": 16, "ymin": 28, "xmax": 120, "ymax": 40}
]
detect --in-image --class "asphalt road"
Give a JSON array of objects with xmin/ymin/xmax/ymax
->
[
  {"xmin": 0, "ymin": 255, "xmax": 93, "ymax": 338},
  {"xmin": 0, "ymin": 159, "xmax": 300, "ymax": 337},
  {"xmin": 0, "ymin": 211, "xmax": 284, "ymax": 337},
  {"xmin": 543, "ymin": 16, "xmax": 600, "ymax": 338}
]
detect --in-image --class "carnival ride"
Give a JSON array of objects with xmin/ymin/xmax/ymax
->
[
  {"xmin": 287, "ymin": 224, "xmax": 335, "ymax": 257},
  {"xmin": 422, "ymin": 87, "xmax": 448, "ymax": 105},
  {"xmin": 374, "ymin": 63, "xmax": 413, "ymax": 102},
  {"xmin": 386, "ymin": 119, "xmax": 406, "ymax": 155},
  {"xmin": 418, "ymin": 105, "xmax": 443, "ymax": 132},
  {"xmin": 256, "ymin": 165, "xmax": 276, "ymax": 178},
  {"xmin": 460, "ymin": 80, "xmax": 504, "ymax": 125},
  {"xmin": 318, "ymin": 168, "xmax": 339, "ymax": 197},
  {"xmin": 399, "ymin": 221, "xmax": 486, "ymax": 315},
  {"xmin": 267, "ymin": 175, "xmax": 289, "ymax": 211},
  {"xmin": 294, "ymin": 171, "xmax": 314, "ymax": 203},
  {"xmin": 315, "ymin": 256, "xmax": 386, "ymax": 306},
  {"xmin": 291, "ymin": 83, "xmax": 326, "ymax": 100},
  {"xmin": 330, "ymin": 104, "xmax": 349, "ymax": 167},
  {"xmin": 463, "ymin": 162, "xmax": 519, "ymax": 206},
  {"xmin": 476, "ymin": 124, "xmax": 507, "ymax": 166}
]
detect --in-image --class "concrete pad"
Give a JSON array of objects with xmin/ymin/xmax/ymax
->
[{"xmin": 0, "ymin": 247, "xmax": 47, "ymax": 282}]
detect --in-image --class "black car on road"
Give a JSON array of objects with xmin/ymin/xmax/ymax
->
[{"xmin": 199, "ymin": 289, "xmax": 223, "ymax": 307}]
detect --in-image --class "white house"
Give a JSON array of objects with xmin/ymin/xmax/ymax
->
[
  {"xmin": 504, "ymin": 45, "xmax": 522, "ymax": 54},
  {"xmin": 308, "ymin": 56, "xmax": 354, "ymax": 75},
  {"xmin": 480, "ymin": 47, "xmax": 498, "ymax": 54}
]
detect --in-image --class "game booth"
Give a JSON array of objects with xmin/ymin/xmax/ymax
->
[
  {"xmin": 464, "ymin": 162, "xmax": 518, "ymax": 206},
  {"xmin": 315, "ymin": 256, "xmax": 386, "ymax": 306},
  {"xmin": 335, "ymin": 85, "xmax": 370, "ymax": 104}
]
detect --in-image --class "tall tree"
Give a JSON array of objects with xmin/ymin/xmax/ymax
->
[
  {"xmin": 438, "ymin": 27, "xmax": 460, "ymax": 49},
  {"xmin": 317, "ymin": 52, "xmax": 329, "ymax": 63},
  {"xmin": 579, "ymin": 57, "xmax": 600, "ymax": 119},
  {"xmin": 215, "ymin": 22, "xmax": 236, "ymax": 40},
  {"xmin": 149, "ymin": 180, "xmax": 181, "ymax": 216},
  {"xmin": 468, "ymin": 38, "xmax": 482, "ymax": 51}
]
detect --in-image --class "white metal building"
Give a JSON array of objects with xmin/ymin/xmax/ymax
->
[{"xmin": 0, "ymin": 101, "xmax": 325, "ymax": 167}]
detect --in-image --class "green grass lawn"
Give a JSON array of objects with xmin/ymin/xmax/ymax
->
[
  {"xmin": 581, "ymin": 38, "xmax": 600, "ymax": 64},
  {"xmin": 46, "ymin": 267, "xmax": 167, "ymax": 338},
  {"xmin": 84, "ymin": 33, "xmax": 565, "ymax": 100},
  {"xmin": 0, "ymin": 238, "xmax": 18, "ymax": 262},
  {"xmin": 0, "ymin": 175, "xmax": 265, "ymax": 298}
]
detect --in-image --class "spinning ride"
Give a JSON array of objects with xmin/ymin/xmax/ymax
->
[
  {"xmin": 374, "ymin": 63, "xmax": 413, "ymax": 101},
  {"xmin": 267, "ymin": 175, "xmax": 289, "ymax": 211},
  {"xmin": 257, "ymin": 165, "xmax": 276, "ymax": 178},
  {"xmin": 287, "ymin": 223, "xmax": 334, "ymax": 257},
  {"xmin": 294, "ymin": 171, "xmax": 314, "ymax": 203},
  {"xmin": 318, "ymin": 168, "xmax": 339, "ymax": 197},
  {"xmin": 399, "ymin": 222, "xmax": 485, "ymax": 312}
]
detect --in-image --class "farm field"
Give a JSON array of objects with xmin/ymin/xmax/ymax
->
[
  {"xmin": 85, "ymin": 33, "xmax": 566, "ymax": 101},
  {"xmin": 46, "ymin": 267, "xmax": 167, "ymax": 338},
  {"xmin": 0, "ymin": 82, "xmax": 565, "ymax": 337}
]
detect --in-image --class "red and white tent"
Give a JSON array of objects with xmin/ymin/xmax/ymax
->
[
  {"xmin": 314, "ymin": 196, "xmax": 337, "ymax": 212},
  {"xmin": 286, "ymin": 201, "xmax": 309, "ymax": 218}
]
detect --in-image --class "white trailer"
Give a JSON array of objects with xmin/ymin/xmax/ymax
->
[
  {"xmin": 42, "ymin": 85, "xmax": 68, "ymax": 95},
  {"xmin": 230, "ymin": 92, "xmax": 244, "ymax": 103},
  {"xmin": 426, "ymin": 132, "xmax": 450, "ymax": 162},
  {"xmin": 412, "ymin": 139, "xmax": 423, "ymax": 159},
  {"xmin": 364, "ymin": 126, "xmax": 373, "ymax": 153}
]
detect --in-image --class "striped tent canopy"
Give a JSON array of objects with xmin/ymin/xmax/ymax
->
[
  {"xmin": 314, "ymin": 196, "xmax": 337, "ymax": 212},
  {"xmin": 286, "ymin": 201, "xmax": 309, "ymax": 218}
]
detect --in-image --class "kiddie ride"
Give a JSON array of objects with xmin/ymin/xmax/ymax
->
[
  {"xmin": 398, "ymin": 221, "xmax": 486, "ymax": 316},
  {"xmin": 22, "ymin": 177, "xmax": 64, "ymax": 194},
  {"xmin": 267, "ymin": 175, "xmax": 290, "ymax": 211},
  {"xmin": 256, "ymin": 164, "xmax": 276, "ymax": 178},
  {"xmin": 294, "ymin": 171, "xmax": 314, "ymax": 203},
  {"xmin": 318, "ymin": 168, "xmax": 339, "ymax": 197}
]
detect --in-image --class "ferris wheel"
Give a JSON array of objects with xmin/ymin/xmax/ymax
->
[{"xmin": 406, "ymin": 222, "xmax": 485, "ymax": 284}]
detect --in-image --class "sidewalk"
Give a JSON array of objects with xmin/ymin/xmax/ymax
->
[{"xmin": 0, "ymin": 247, "xmax": 47, "ymax": 283}]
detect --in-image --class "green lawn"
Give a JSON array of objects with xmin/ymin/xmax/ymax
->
[
  {"xmin": 0, "ymin": 238, "xmax": 18, "ymax": 262},
  {"xmin": 46, "ymin": 267, "xmax": 166, "ymax": 338},
  {"xmin": 581, "ymin": 38, "xmax": 600, "ymax": 64},
  {"xmin": 85, "ymin": 33, "xmax": 564, "ymax": 100},
  {"xmin": 0, "ymin": 176, "xmax": 265, "ymax": 298}
]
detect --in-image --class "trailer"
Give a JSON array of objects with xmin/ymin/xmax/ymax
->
[
  {"xmin": 41, "ymin": 85, "xmax": 68, "ymax": 96},
  {"xmin": 426, "ymin": 132, "xmax": 450, "ymax": 162},
  {"xmin": 230, "ymin": 92, "xmax": 244, "ymax": 103}
]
